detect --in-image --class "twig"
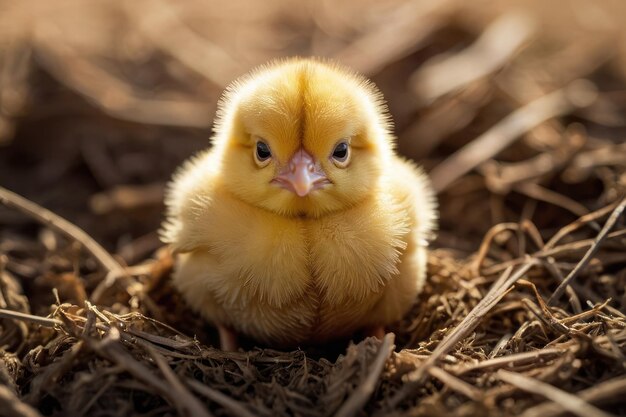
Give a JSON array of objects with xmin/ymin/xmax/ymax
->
[
  {"xmin": 335, "ymin": 333, "xmax": 395, "ymax": 417},
  {"xmin": 565, "ymin": 142, "xmax": 626, "ymax": 182},
  {"xmin": 447, "ymin": 347, "xmax": 567, "ymax": 375},
  {"xmin": 126, "ymin": 0, "xmax": 243, "ymax": 87},
  {"xmin": 0, "ymin": 308, "xmax": 63, "ymax": 328},
  {"xmin": 521, "ymin": 298, "xmax": 572, "ymax": 336},
  {"xmin": 520, "ymin": 376, "xmax": 626, "ymax": 417},
  {"xmin": 89, "ymin": 183, "xmax": 164, "ymax": 215},
  {"xmin": 26, "ymin": 340, "xmax": 84, "ymax": 403},
  {"xmin": 488, "ymin": 332, "xmax": 513, "ymax": 359},
  {"xmin": 560, "ymin": 299, "xmax": 611, "ymax": 325},
  {"xmin": 412, "ymin": 12, "xmax": 535, "ymax": 104},
  {"xmin": 545, "ymin": 199, "xmax": 624, "ymax": 249},
  {"xmin": 78, "ymin": 378, "xmax": 114, "ymax": 415},
  {"xmin": 332, "ymin": 0, "xmax": 452, "ymax": 74},
  {"xmin": 126, "ymin": 327, "xmax": 195, "ymax": 350},
  {"xmin": 472, "ymin": 222, "xmax": 519, "ymax": 276},
  {"xmin": 428, "ymin": 366, "xmax": 482, "ymax": 400},
  {"xmin": 87, "ymin": 328, "xmax": 209, "ymax": 417},
  {"xmin": 548, "ymin": 197, "xmax": 626, "ymax": 305},
  {"xmin": 497, "ymin": 370, "xmax": 615, "ymax": 417},
  {"xmin": 187, "ymin": 379, "xmax": 258, "ymax": 417},
  {"xmin": 541, "ymin": 258, "xmax": 583, "ymax": 314},
  {"xmin": 0, "ymin": 384, "xmax": 43, "ymax": 417},
  {"xmin": 386, "ymin": 260, "xmax": 539, "ymax": 410},
  {"xmin": 481, "ymin": 229, "xmax": 626, "ymax": 276},
  {"xmin": 399, "ymin": 83, "xmax": 490, "ymax": 159},
  {"xmin": 514, "ymin": 182, "xmax": 590, "ymax": 218},
  {"xmin": 430, "ymin": 80, "xmax": 597, "ymax": 192},
  {"xmin": 0, "ymin": 186, "xmax": 125, "ymax": 279},
  {"xmin": 146, "ymin": 346, "xmax": 213, "ymax": 417},
  {"xmin": 33, "ymin": 41, "xmax": 212, "ymax": 128},
  {"xmin": 480, "ymin": 124, "xmax": 586, "ymax": 195}
]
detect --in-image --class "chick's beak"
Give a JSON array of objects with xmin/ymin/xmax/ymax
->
[{"xmin": 272, "ymin": 149, "xmax": 328, "ymax": 197}]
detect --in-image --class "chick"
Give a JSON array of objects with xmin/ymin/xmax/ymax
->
[{"xmin": 161, "ymin": 58, "xmax": 436, "ymax": 350}]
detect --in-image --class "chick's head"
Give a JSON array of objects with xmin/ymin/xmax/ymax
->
[{"xmin": 214, "ymin": 59, "xmax": 394, "ymax": 217}]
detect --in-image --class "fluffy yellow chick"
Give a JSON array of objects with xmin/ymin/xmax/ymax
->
[{"xmin": 161, "ymin": 58, "xmax": 436, "ymax": 350}]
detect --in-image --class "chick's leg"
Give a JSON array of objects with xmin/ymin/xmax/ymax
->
[{"xmin": 218, "ymin": 325, "xmax": 239, "ymax": 351}]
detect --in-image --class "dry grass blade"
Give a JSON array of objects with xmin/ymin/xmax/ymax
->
[
  {"xmin": 126, "ymin": 0, "xmax": 243, "ymax": 87},
  {"xmin": 333, "ymin": 0, "xmax": 453, "ymax": 74},
  {"xmin": 473, "ymin": 200, "xmax": 626, "ymax": 275},
  {"xmin": 33, "ymin": 43, "xmax": 213, "ymax": 128},
  {"xmin": 386, "ymin": 260, "xmax": 539, "ymax": 410},
  {"xmin": 0, "ymin": 307, "xmax": 63, "ymax": 328},
  {"xmin": 86, "ymin": 328, "xmax": 206, "ymax": 417},
  {"xmin": 147, "ymin": 346, "xmax": 213, "ymax": 417},
  {"xmin": 430, "ymin": 80, "xmax": 597, "ymax": 192},
  {"xmin": 186, "ymin": 379, "xmax": 257, "ymax": 417},
  {"xmin": 473, "ymin": 222, "xmax": 520, "ymax": 275},
  {"xmin": 447, "ymin": 348, "xmax": 567, "ymax": 375},
  {"xmin": 545, "ymin": 200, "xmax": 624, "ymax": 249},
  {"xmin": 335, "ymin": 333, "xmax": 395, "ymax": 417},
  {"xmin": 0, "ymin": 186, "xmax": 125, "ymax": 279},
  {"xmin": 497, "ymin": 370, "xmax": 616, "ymax": 417},
  {"xmin": 412, "ymin": 12, "xmax": 535, "ymax": 104},
  {"xmin": 0, "ymin": 384, "xmax": 43, "ymax": 417},
  {"xmin": 428, "ymin": 366, "xmax": 482, "ymax": 400},
  {"xmin": 520, "ymin": 376, "xmax": 626, "ymax": 417},
  {"xmin": 514, "ymin": 182, "xmax": 590, "ymax": 218},
  {"xmin": 548, "ymin": 197, "xmax": 626, "ymax": 305}
]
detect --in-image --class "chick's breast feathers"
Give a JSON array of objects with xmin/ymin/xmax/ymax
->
[{"xmin": 161, "ymin": 58, "xmax": 436, "ymax": 346}]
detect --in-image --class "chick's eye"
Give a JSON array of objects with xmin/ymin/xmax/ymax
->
[
  {"xmin": 255, "ymin": 141, "xmax": 271, "ymax": 162},
  {"xmin": 332, "ymin": 141, "xmax": 349, "ymax": 162}
]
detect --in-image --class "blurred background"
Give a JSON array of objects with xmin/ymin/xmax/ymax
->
[{"xmin": 1, "ymin": 0, "xmax": 625, "ymax": 262}]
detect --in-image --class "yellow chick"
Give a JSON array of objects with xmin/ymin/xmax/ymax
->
[{"xmin": 161, "ymin": 58, "xmax": 436, "ymax": 350}]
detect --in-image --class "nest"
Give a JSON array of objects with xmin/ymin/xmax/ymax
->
[{"xmin": 0, "ymin": 1, "xmax": 625, "ymax": 416}]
